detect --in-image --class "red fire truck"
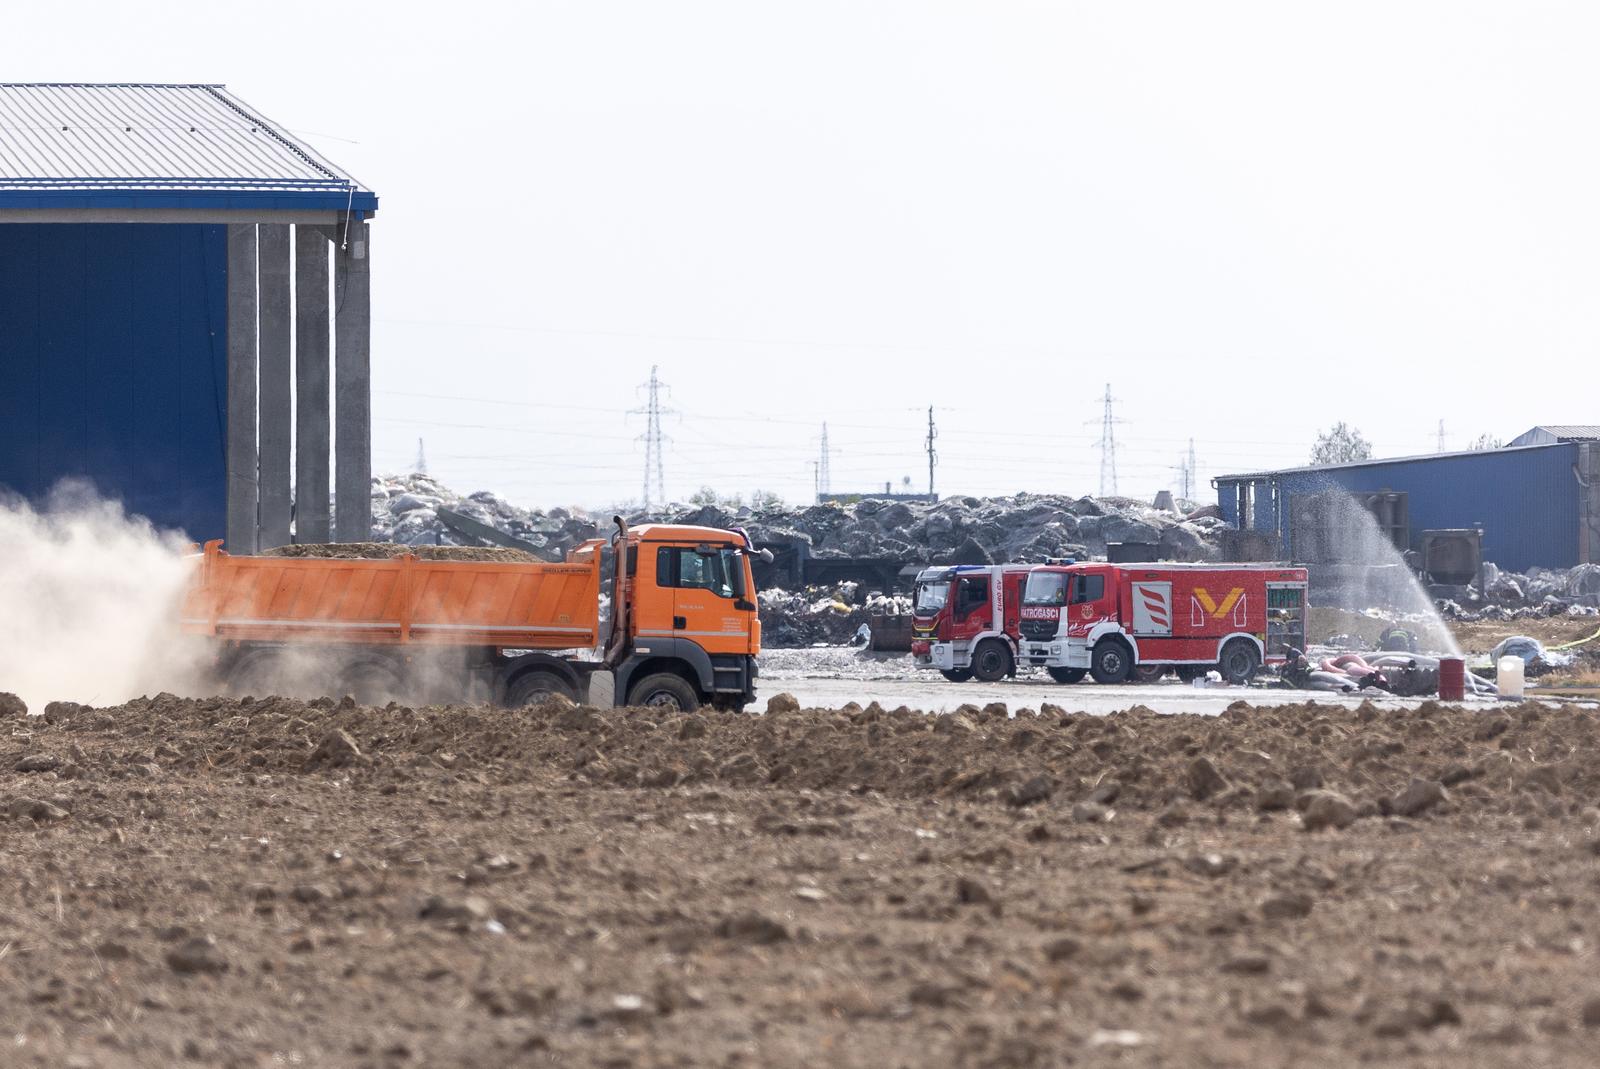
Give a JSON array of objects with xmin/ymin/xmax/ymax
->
[
  {"xmin": 1020, "ymin": 562, "xmax": 1309, "ymax": 684},
  {"xmin": 910, "ymin": 563, "xmax": 1075, "ymax": 682}
]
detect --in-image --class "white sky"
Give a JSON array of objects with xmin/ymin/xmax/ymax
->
[{"xmin": 12, "ymin": 1, "xmax": 1600, "ymax": 508}]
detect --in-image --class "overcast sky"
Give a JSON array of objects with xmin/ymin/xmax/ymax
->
[{"xmin": 13, "ymin": 2, "xmax": 1599, "ymax": 509}]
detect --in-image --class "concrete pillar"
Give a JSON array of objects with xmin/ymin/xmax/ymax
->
[
  {"xmin": 294, "ymin": 225, "xmax": 332, "ymax": 542},
  {"xmin": 1581, "ymin": 443, "xmax": 1600, "ymax": 565},
  {"xmin": 225, "ymin": 224, "xmax": 259, "ymax": 554},
  {"xmin": 333, "ymin": 221, "xmax": 372, "ymax": 543},
  {"xmin": 257, "ymin": 224, "xmax": 293, "ymax": 549}
]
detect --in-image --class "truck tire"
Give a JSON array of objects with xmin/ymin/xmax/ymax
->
[
  {"xmin": 226, "ymin": 648, "xmax": 286, "ymax": 697},
  {"xmin": 1047, "ymin": 666, "xmax": 1087, "ymax": 684},
  {"xmin": 504, "ymin": 670, "xmax": 577, "ymax": 708},
  {"xmin": 626, "ymin": 672, "xmax": 700, "ymax": 712},
  {"xmin": 971, "ymin": 639, "xmax": 1013, "ymax": 683},
  {"xmin": 940, "ymin": 668, "xmax": 975, "ymax": 683},
  {"xmin": 338, "ymin": 656, "xmax": 404, "ymax": 705},
  {"xmin": 1089, "ymin": 638, "xmax": 1134, "ymax": 684},
  {"xmin": 1218, "ymin": 640, "xmax": 1261, "ymax": 685}
]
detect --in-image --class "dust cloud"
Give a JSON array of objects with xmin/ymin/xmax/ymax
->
[{"xmin": 0, "ymin": 481, "xmax": 207, "ymax": 712}]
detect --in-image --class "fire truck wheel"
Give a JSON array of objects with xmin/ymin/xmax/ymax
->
[
  {"xmin": 504, "ymin": 670, "xmax": 577, "ymax": 708},
  {"xmin": 940, "ymin": 669, "xmax": 975, "ymax": 683},
  {"xmin": 1046, "ymin": 666, "xmax": 1087, "ymax": 684},
  {"xmin": 1218, "ymin": 640, "xmax": 1262, "ymax": 685},
  {"xmin": 1089, "ymin": 639, "xmax": 1134, "ymax": 684},
  {"xmin": 626, "ymin": 673, "xmax": 700, "ymax": 712},
  {"xmin": 971, "ymin": 640, "xmax": 1013, "ymax": 683}
]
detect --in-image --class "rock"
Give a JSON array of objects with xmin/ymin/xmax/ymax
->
[
  {"xmin": 715, "ymin": 912, "xmax": 789, "ymax": 944},
  {"xmin": 1582, "ymin": 997, "xmax": 1600, "ymax": 1028},
  {"xmin": 42, "ymin": 701, "xmax": 89, "ymax": 721},
  {"xmin": 166, "ymin": 935, "xmax": 228, "ymax": 975},
  {"xmin": 1299, "ymin": 790, "xmax": 1358, "ymax": 831},
  {"xmin": 1391, "ymin": 777, "xmax": 1447, "ymax": 818},
  {"xmin": 1261, "ymin": 892, "xmax": 1314, "ymax": 920},
  {"xmin": 1042, "ymin": 937, "xmax": 1081, "ymax": 962},
  {"xmin": 765, "ymin": 692, "xmax": 800, "ymax": 715},
  {"xmin": 1186, "ymin": 756, "xmax": 1230, "ymax": 801},
  {"xmin": 1004, "ymin": 775, "xmax": 1054, "ymax": 808},
  {"xmin": 14, "ymin": 754, "xmax": 61, "ymax": 773},
  {"xmin": 0, "ymin": 692, "xmax": 25, "ymax": 718},
  {"xmin": 676, "ymin": 717, "xmax": 707, "ymax": 740},
  {"xmin": 304, "ymin": 729, "xmax": 362, "ymax": 769},
  {"xmin": 1087, "ymin": 781, "xmax": 1122, "ymax": 805}
]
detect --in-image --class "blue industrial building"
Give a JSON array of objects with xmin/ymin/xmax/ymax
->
[
  {"xmin": 0, "ymin": 83, "xmax": 378, "ymax": 548},
  {"xmin": 1215, "ymin": 427, "xmax": 1600, "ymax": 574}
]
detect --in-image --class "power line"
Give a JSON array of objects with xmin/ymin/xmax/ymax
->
[{"xmin": 628, "ymin": 365, "xmax": 674, "ymax": 511}]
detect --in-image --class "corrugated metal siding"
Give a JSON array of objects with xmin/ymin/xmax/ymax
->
[
  {"xmin": 1217, "ymin": 445, "xmax": 1580, "ymax": 573},
  {"xmin": 0, "ymin": 223, "xmax": 228, "ymax": 540},
  {"xmin": 0, "ymin": 83, "xmax": 365, "ymax": 194}
]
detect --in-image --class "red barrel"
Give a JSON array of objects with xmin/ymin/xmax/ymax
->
[{"xmin": 1438, "ymin": 657, "xmax": 1465, "ymax": 701}]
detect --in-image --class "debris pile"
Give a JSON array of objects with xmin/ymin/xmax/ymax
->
[
  {"xmin": 369, "ymin": 474, "xmax": 1225, "ymax": 565},
  {"xmin": 1436, "ymin": 562, "xmax": 1600, "ymax": 621}
]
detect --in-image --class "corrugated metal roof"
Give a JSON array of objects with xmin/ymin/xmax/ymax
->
[
  {"xmin": 1526, "ymin": 425, "xmax": 1600, "ymax": 441},
  {"xmin": 0, "ymin": 83, "xmax": 369, "ymax": 197},
  {"xmin": 1215, "ymin": 442, "xmax": 1568, "ymax": 482}
]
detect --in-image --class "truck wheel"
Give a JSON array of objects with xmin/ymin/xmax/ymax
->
[
  {"xmin": 626, "ymin": 673, "xmax": 700, "ymax": 712},
  {"xmin": 940, "ymin": 668, "xmax": 975, "ymax": 683},
  {"xmin": 339, "ymin": 657, "xmax": 404, "ymax": 705},
  {"xmin": 1176, "ymin": 665, "xmax": 1209, "ymax": 683},
  {"xmin": 1089, "ymin": 639, "xmax": 1134, "ymax": 684},
  {"xmin": 505, "ymin": 670, "xmax": 577, "ymax": 708},
  {"xmin": 226, "ymin": 649, "xmax": 287, "ymax": 697},
  {"xmin": 1133, "ymin": 664, "xmax": 1167, "ymax": 683},
  {"xmin": 1047, "ymin": 666, "xmax": 1087, "ymax": 684},
  {"xmin": 1218, "ymin": 640, "xmax": 1261, "ymax": 685},
  {"xmin": 971, "ymin": 639, "xmax": 1013, "ymax": 683}
]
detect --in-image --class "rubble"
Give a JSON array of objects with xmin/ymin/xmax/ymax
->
[{"xmin": 1435, "ymin": 562, "xmax": 1600, "ymax": 621}]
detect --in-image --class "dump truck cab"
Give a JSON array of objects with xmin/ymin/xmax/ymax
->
[{"xmin": 610, "ymin": 523, "xmax": 763, "ymax": 712}]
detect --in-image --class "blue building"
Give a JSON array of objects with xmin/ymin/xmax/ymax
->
[
  {"xmin": 1215, "ymin": 427, "xmax": 1600, "ymax": 574},
  {"xmin": 0, "ymin": 83, "xmax": 378, "ymax": 549}
]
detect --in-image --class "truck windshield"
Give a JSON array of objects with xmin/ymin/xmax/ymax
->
[
  {"xmin": 915, "ymin": 580, "xmax": 950, "ymax": 613},
  {"xmin": 1023, "ymin": 572, "xmax": 1069, "ymax": 605}
]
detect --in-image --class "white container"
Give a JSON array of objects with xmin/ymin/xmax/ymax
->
[{"xmin": 1497, "ymin": 656, "xmax": 1525, "ymax": 700}]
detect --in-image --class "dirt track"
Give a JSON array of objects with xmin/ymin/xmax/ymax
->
[{"xmin": 5, "ymin": 692, "xmax": 1600, "ymax": 1067}]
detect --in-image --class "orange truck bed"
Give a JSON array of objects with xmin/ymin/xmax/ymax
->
[{"xmin": 179, "ymin": 540, "xmax": 605, "ymax": 649}]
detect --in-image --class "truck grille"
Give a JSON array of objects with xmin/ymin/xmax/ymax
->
[{"xmin": 1019, "ymin": 619, "xmax": 1057, "ymax": 642}]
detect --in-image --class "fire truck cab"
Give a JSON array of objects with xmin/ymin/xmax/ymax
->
[
  {"xmin": 1024, "ymin": 562, "xmax": 1309, "ymax": 685},
  {"xmin": 910, "ymin": 564, "xmax": 1032, "ymax": 682}
]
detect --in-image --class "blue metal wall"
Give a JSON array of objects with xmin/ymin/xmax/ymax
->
[
  {"xmin": 0, "ymin": 223, "xmax": 229, "ymax": 540},
  {"xmin": 1217, "ymin": 445, "xmax": 1580, "ymax": 573}
]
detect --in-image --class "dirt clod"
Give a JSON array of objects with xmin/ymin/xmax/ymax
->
[
  {"xmin": 165, "ymin": 935, "xmax": 228, "ymax": 975},
  {"xmin": 1299, "ymin": 790, "xmax": 1359, "ymax": 831},
  {"xmin": 1392, "ymin": 777, "xmax": 1448, "ymax": 817},
  {"xmin": 303, "ymin": 728, "xmax": 362, "ymax": 769},
  {"xmin": 1186, "ymin": 756, "xmax": 1230, "ymax": 800}
]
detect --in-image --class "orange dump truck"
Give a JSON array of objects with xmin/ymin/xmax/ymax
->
[{"xmin": 180, "ymin": 519, "xmax": 764, "ymax": 712}]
